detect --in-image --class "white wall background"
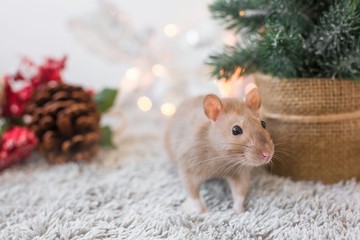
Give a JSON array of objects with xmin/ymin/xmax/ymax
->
[{"xmin": 0, "ymin": 0, "xmax": 217, "ymax": 90}]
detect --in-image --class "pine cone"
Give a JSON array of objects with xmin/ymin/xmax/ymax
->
[{"xmin": 24, "ymin": 82, "xmax": 101, "ymax": 164}]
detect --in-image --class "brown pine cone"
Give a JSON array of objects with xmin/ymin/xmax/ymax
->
[{"xmin": 24, "ymin": 82, "xmax": 101, "ymax": 164}]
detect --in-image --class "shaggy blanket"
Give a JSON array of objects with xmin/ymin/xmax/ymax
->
[{"xmin": 1, "ymin": 111, "xmax": 360, "ymax": 239}]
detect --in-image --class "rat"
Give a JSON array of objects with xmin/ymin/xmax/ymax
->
[{"xmin": 165, "ymin": 88, "xmax": 274, "ymax": 214}]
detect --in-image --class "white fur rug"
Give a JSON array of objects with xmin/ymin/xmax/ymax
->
[{"xmin": 1, "ymin": 111, "xmax": 360, "ymax": 239}]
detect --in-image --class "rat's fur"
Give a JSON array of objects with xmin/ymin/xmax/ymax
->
[{"xmin": 165, "ymin": 90, "xmax": 274, "ymax": 214}]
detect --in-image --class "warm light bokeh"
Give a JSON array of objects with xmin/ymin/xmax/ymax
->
[
  {"xmin": 164, "ymin": 24, "xmax": 178, "ymax": 37},
  {"xmin": 161, "ymin": 103, "xmax": 176, "ymax": 116},
  {"xmin": 137, "ymin": 96, "xmax": 153, "ymax": 111}
]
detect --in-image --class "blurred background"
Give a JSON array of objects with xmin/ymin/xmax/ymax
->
[{"xmin": 0, "ymin": 0, "xmax": 233, "ymax": 115}]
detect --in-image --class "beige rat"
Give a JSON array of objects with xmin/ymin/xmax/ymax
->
[{"xmin": 165, "ymin": 89, "xmax": 274, "ymax": 214}]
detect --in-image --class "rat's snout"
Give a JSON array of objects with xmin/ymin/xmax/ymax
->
[
  {"xmin": 243, "ymin": 130, "xmax": 274, "ymax": 166},
  {"xmin": 245, "ymin": 143, "xmax": 274, "ymax": 166},
  {"xmin": 261, "ymin": 151, "xmax": 272, "ymax": 161},
  {"xmin": 260, "ymin": 144, "xmax": 274, "ymax": 162}
]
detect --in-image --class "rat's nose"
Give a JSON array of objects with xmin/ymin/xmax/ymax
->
[{"xmin": 261, "ymin": 152, "xmax": 271, "ymax": 161}]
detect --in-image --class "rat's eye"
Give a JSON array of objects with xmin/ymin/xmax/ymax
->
[
  {"xmin": 261, "ymin": 120, "xmax": 266, "ymax": 129},
  {"xmin": 232, "ymin": 125, "xmax": 243, "ymax": 135}
]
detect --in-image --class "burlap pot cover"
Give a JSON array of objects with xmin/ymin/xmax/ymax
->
[{"xmin": 255, "ymin": 73, "xmax": 360, "ymax": 183}]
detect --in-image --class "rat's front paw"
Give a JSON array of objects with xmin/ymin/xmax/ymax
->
[
  {"xmin": 232, "ymin": 195, "xmax": 245, "ymax": 214},
  {"xmin": 233, "ymin": 204, "xmax": 245, "ymax": 214},
  {"xmin": 182, "ymin": 197, "xmax": 207, "ymax": 214}
]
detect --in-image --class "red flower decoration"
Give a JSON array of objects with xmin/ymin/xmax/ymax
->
[
  {"xmin": 2, "ymin": 56, "xmax": 66, "ymax": 117},
  {"xmin": 0, "ymin": 126, "xmax": 38, "ymax": 171}
]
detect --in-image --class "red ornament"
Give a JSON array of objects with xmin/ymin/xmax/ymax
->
[
  {"xmin": 0, "ymin": 126, "xmax": 38, "ymax": 171},
  {"xmin": 1, "ymin": 56, "xmax": 66, "ymax": 117}
]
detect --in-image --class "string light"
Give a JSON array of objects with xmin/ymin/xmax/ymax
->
[
  {"xmin": 121, "ymin": 67, "xmax": 141, "ymax": 92},
  {"xmin": 125, "ymin": 67, "xmax": 141, "ymax": 80},
  {"xmin": 239, "ymin": 9, "xmax": 267, "ymax": 17},
  {"xmin": 164, "ymin": 24, "xmax": 178, "ymax": 37},
  {"xmin": 161, "ymin": 103, "xmax": 176, "ymax": 116},
  {"xmin": 137, "ymin": 96, "xmax": 152, "ymax": 111},
  {"xmin": 219, "ymin": 68, "xmax": 225, "ymax": 76},
  {"xmin": 152, "ymin": 64, "xmax": 166, "ymax": 77}
]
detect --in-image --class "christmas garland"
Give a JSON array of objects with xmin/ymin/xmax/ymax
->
[{"xmin": 0, "ymin": 56, "xmax": 118, "ymax": 171}]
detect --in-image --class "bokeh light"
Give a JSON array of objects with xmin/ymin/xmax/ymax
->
[
  {"xmin": 161, "ymin": 103, "xmax": 176, "ymax": 116},
  {"xmin": 137, "ymin": 96, "xmax": 153, "ymax": 111},
  {"xmin": 125, "ymin": 67, "xmax": 141, "ymax": 80},
  {"xmin": 164, "ymin": 24, "xmax": 178, "ymax": 37},
  {"xmin": 152, "ymin": 64, "xmax": 166, "ymax": 77}
]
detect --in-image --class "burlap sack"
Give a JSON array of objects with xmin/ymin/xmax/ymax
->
[{"xmin": 255, "ymin": 73, "xmax": 360, "ymax": 183}]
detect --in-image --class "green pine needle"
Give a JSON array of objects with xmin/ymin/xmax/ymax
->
[{"xmin": 208, "ymin": 0, "xmax": 360, "ymax": 80}]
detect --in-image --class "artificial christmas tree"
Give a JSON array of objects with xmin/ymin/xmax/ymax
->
[
  {"xmin": 209, "ymin": 0, "xmax": 360, "ymax": 183},
  {"xmin": 209, "ymin": 0, "xmax": 360, "ymax": 79}
]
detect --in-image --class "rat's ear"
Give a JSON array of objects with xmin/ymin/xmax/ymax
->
[
  {"xmin": 203, "ymin": 94, "xmax": 223, "ymax": 121},
  {"xmin": 245, "ymin": 88, "xmax": 261, "ymax": 112}
]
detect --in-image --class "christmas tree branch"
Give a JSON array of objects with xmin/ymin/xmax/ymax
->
[
  {"xmin": 208, "ymin": 0, "xmax": 268, "ymax": 33},
  {"xmin": 208, "ymin": 0, "xmax": 360, "ymax": 80}
]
